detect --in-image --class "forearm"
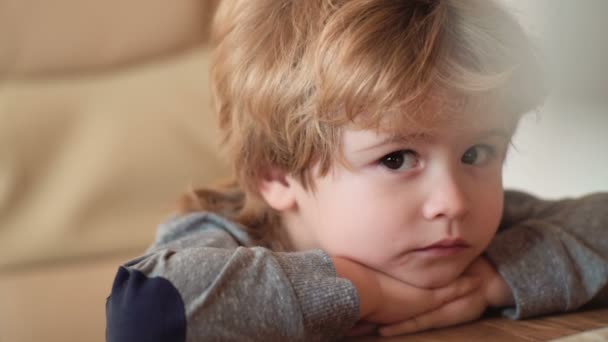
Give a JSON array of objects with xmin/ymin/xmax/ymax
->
[
  {"xmin": 487, "ymin": 191, "xmax": 608, "ymax": 319},
  {"xmin": 332, "ymin": 256, "xmax": 380, "ymax": 320},
  {"xmin": 108, "ymin": 247, "xmax": 358, "ymax": 341},
  {"xmin": 107, "ymin": 213, "xmax": 359, "ymax": 341},
  {"xmin": 477, "ymin": 256, "xmax": 515, "ymax": 308}
]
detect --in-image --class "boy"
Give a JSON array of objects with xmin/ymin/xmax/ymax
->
[{"xmin": 106, "ymin": 0, "xmax": 608, "ymax": 340}]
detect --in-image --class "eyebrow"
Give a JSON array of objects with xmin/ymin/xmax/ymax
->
[
  {"xmin": 356, "ymin": 132, "xmax": 430, "ymax": 153},
  {"xmin": 476, "ymin": 128, "xmax": 511, "ymax": 141},
  {"xmin": 356, "ymin": 128, "xmax": 511, "ymax": 153}
]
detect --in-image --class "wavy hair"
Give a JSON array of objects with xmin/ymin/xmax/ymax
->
[{"xmin": 179, "ymin": 0, "xmax": 545, "ymax": 250}]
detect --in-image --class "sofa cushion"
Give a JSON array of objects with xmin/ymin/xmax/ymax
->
[
  {"xmin": 0, "ymin": 47, "xmax": 229, "ymax": 269},
  {"xmin": 0, "ymin": 0, "xmax": 217, "ymax": 76}
]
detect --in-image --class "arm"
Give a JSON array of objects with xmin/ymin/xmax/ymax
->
[
  {"xmin": 105, "ymin": 212, "xmax": 359, "ymax": 342},
  {"xmin": 486, "ymin": 190, "xmax": 608, "ymax": 319},
  {"xmin": 106, "ymin": 212, "xmax": 480, "ymax": 341}
]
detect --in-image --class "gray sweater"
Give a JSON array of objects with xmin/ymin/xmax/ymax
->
[{"xmin": 105, "ymin": 190, "xmax": 608, "ymax": 341}]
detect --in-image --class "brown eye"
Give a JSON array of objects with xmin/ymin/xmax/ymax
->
[
  {"xmin": 380, "ymin": 150, "xmax": 419, "ymax": 171},
  {"xmin": 462, "ymin": 145, "xmax": 495, "ymax": 165}
]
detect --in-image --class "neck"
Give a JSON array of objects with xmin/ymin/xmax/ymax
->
[{"xmin": 281, "ymin": 211, "xmax": 317, "ymax": 252}]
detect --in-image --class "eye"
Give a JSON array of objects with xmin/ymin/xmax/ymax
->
[
  {"xmin": 379, "ymin": 150, "xmax": 419, "ymax": 171},
  {"xmin": 461, "ymin": 145, "xmax": 495, "ymax": 165}
]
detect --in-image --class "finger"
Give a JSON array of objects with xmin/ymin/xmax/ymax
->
[
  {"xmin": 378, "ymin": 294, "xmax": 484, "ymax": 337},
  {"xmin": 377, "ymin": 275, "xmax": 480, "ymax": 323},
  {"xmin": 346, "ymin": 322, "xmax": 378, "ymax": 337},
  {"xmin": 431, "ymin": 275, "xmax": 481, "ymax": 307}
]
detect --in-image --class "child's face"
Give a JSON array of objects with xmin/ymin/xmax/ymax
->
[{"xmin": 283, "ymin": 112, "xmax": 512, "ymax": 288}]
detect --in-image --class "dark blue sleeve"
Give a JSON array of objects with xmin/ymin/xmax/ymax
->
[{"xmin": 105, "ymin": 267, "xmax": 187, "ymax": 342}]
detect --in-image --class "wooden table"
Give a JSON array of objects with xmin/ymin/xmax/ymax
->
[{"xmin": 347, "ymin": 308, "xmax": 608, "ymax": 341}]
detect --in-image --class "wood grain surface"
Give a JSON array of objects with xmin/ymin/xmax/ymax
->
[{"xmin": 347, "ymin": 308, "xmax": 608, "ymax": 342}]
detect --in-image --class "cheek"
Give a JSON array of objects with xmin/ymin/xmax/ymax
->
[
  {"xmin": 473, "ymin": 185, "xmax": 504, "ymax": 243},
  {"xmin": 312, "ymin": 178, "xmax": 405, "ymax": 264}
]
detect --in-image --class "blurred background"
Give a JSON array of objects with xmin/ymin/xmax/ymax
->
[
  {"xmin": 0, "ymin": 1, "xmax": 606, "ymax": 341},
  {"xmin": 502, "ymin": 0, "xmax": 608, "ymax": 198}
]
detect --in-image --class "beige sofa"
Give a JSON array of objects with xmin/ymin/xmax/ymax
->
[{"xmin": 0, "ymin": 1, "xmax": 225, "ymax": 341}]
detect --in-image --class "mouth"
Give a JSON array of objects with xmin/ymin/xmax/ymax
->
[{"xmin": 412, "ymin": 238, "xmax": 470, "ymax": 257}]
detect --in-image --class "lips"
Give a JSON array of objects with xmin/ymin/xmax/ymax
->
[
  {"xmin": 419, "ymin": 238, "xmax": 470, "ymax": 250},
  {"xmin": 412, "ymin": 238, "xmax": 470, "ymax": 257}
]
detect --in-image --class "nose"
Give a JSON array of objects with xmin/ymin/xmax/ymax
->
[{"xmin": 422, "ymin": 168, "xmax": 468, "ymax": 221}]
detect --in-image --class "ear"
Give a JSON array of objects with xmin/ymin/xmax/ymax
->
[{"xmin": 258, "ymin": 167, "xmax": 297, "ymax": 211}]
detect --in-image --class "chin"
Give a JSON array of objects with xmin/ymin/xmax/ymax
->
[
  {"xmin": 393, "ymin": 266, "xmax": 465, "ymax": 289},
  {"xmin": 415, "ymin": 274, "xmax": 459, "ymax": 289}
]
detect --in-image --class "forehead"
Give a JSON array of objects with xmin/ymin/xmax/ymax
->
[
  {"xmin": 354, "ymin": 90, "xmax": 517, "ymax": 139},
  {"xmin": 343, "ymin": 119, "xmax": 509, "ymax": 152}
]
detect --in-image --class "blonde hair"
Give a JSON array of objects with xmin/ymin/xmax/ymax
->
[{"xmin": 180, "ymin": 0, "xmax": 545, "ymax": 250}]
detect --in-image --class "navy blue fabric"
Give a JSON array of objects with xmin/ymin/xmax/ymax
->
[{"xmin": 106, "ymin": 267, "xmax": 186, "ymax": 342}]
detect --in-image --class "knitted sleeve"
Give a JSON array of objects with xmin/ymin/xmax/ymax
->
[
  {"xmin": 486, "ymin": 190, "xmax": 608, "ymax": 319},
  {"xmin": 105, "ymin": 212, "xmax": 359, "ymax": 342}
]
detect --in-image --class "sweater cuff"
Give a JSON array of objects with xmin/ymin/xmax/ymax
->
[
  {"xmin": 485, "ymin": 224, "xmax": 570, "ymax": 319},
  {"xmin": 276, "ymin": 250, "xmax": 359, "ymax": 339}
]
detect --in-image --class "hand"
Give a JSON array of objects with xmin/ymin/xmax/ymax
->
[
  {"xmin": 377, "ymin": 256, "xmax": 514, "ymax": 337},
  {"xmin": 331, "ymin": 257, "xmax": 482, "ymax": 325},
  {"xmin": 345, "ymin": 322, "xmax": 378, "ymax": 337}
]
